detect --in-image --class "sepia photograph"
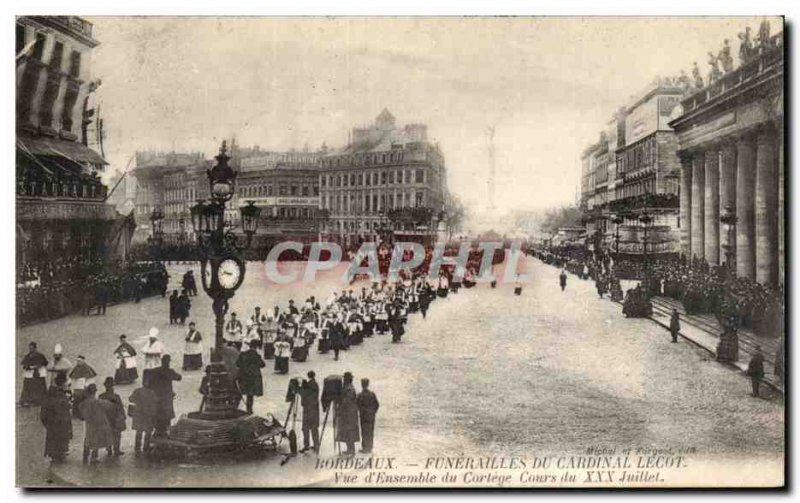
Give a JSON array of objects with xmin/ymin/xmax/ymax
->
[{"xmin": 13, "ymin": 13, "xmax": 785, "ymax": 489}]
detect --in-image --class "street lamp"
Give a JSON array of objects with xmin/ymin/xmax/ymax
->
[
  {"xmin": 639, "ymin": 212, "xmax": 653, "ymax": 291},
  {"xmin": 153, "ymin": 141, "xmax": 272, "ymax": 457},
  {"xmin": 611, "ymin": 213, "xmax": 624, "ymax": 256},
  {"xmin": 149, "ymin": 207, "xmax": 164, "ymax": 245},
  {"xmin": 720, "ymin": 204, "xmax": 738, "ymax": 275}
]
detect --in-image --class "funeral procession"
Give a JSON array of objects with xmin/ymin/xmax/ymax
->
[{"xmin": 14, "ymin": 16, "xmax": 784, "ymax": 489}]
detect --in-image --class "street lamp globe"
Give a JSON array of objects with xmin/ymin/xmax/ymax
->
[
  {"xmin": 189, "ymin": 200, "xmax": 207, "ymax": 235},
  {"xmin": 240, "ymin": 200, "xmax": 262, "ymax": 236},
  {"xmin": 207, "ymin": 140, "xmax": 237, "ymax": 203}
]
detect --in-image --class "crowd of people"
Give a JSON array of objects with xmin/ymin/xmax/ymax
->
[
  {"xmin": 16, "ymin": 257, "xmax": 169, "ymax": 326},
  {"xmin": 531, "ymin": 245, "xmax": 784, "ymax": 337},
  {"xmin": 21, "ymin": 256, "xmax": 491, "ymax": 464}
]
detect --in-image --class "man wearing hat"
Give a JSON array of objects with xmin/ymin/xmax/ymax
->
[
  {"xmin": 225, "ymin": 312, "xmax": 244, "ymax": 350},
  {"xmin": 182, "ymin": 322, "xmax": 204, "ymax": 371},
  {"xmin": 300, "ymin": 371, "xmax": 320, "ymax": 453},
  {"xmin": 149, "ymin": 355, "xmax": 183, "ymax": 437},
  {"xmin": 78, "ymin": 383, "xmax": 114, "ymax": 464},
  {"xmin": 99, "ymin": 377, "xmax": 127, "ymax": 456},
  {"xmin": 69, "ymin": 355, "xmax": 97, "ymax": 418},
  {"xmin": 335, "ymin": 371, "xmax": 360, "ymax": 457},
  {"xmin": 46, "ymin": 344, "xmax": 72, "ymax": 388},
  {"xmin": 236, "ymin": 341, "xmax": 266, "ymax": 414},
  {"xmin": 20, "ymin": 342, "xmax": 48, "ymax": 407},
  {"xmin": 357, "ymin": 378, "xmax": 380, "ymax": 454},
  {"xmin": 39, "ymin": 374, "xmax": 72, "ymax": 463},
  {"xmin": 746, "ymin": 346, "xmax": 766, "ymax": 398},
  {"xmin": 113, "ymin": 335, "xmax": 139, "ymax": 384},
  {"xmin": 142, "ymin": 327, "xmax": 166, "ymax": 371}
]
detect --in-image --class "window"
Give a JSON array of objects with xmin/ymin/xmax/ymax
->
[
  {"xmin": 390, "ymin": 171, "xmax": 395, "ymax": 184},
  {"xmin": 381, "ymin": 172, "xmax": 387, "ymax": 185},
  {"xmin": 32, "ymin": 33, "xmax": 46, "ymax": 60},
  {"xmin": 61, "ymin": 82, "xmax": 79, "ymax": 131},
  {"xmin": 415, "ymin": 191, "xmax": 424, "ymax": 207},
  {"xmin": 302, "ymin": 186, "xmax": 309, "ymax": 196},
  {"xmin": 69, "ymin": 51, "xmax": 81, "ymax": 79},
  {"xmin": 358, "ymin": 174, "xmax": 363, "ymax": 186},
  {"xmin": 291, "ymin": 185, "xmax": 298, "ymax": 196},
  {"xmin": 313, "ymin": 186, "xmax": 319, "ymax": 196},
  {"xmin": 16, "ymin": 24, "xmax": 25, "ymax": 55},
  {"xmin": 415, "ymin": 169, "xmax": 424, "ymax": 183},
  {"xmin": 279, "ymin": 185, "xmax": 288, "ymax": 196},
  {"xmin": 267, "ymin": 185, "xmax": 273, "ymax": 196},
  {"xmin": 50, "ymin": 42, "xmax": 64, "ymax": 69}
]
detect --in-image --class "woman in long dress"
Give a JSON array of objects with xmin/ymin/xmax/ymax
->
[{"xmin": 113, "ymin": 334, "xmax": 139, "ymax": 384}]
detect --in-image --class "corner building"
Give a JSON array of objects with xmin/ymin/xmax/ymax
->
[{"xmin": 318, "ymin": 109, "xmax": 447, "ymax": 243}]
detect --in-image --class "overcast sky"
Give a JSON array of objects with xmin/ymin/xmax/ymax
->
[{"xmin": 89, "ymin": 16, "xmax": 774, "ymax": 212}]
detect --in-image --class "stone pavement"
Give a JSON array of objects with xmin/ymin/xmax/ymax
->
[{"xmin": 649, "ymin": 296, "xmax": 784, "ymax": 393}]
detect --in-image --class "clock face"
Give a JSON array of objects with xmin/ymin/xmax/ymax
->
[{"xmin": 217, "ymin": 258, "xmax": 242, "ymax": 289}]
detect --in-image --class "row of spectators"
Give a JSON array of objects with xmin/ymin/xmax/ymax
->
[{"xmin": 16, "ymin": 258, "xmax": 169, "ymax": 326}]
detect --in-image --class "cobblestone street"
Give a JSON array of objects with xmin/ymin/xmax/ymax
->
[{"xmin": 16, "ymin": 257, "xmax": 784, "ymax": 487}]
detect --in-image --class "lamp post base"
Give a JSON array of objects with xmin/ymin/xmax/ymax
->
[{"xmin": 152, "ymin": 362, "xmax": 284, "ymax": 459}]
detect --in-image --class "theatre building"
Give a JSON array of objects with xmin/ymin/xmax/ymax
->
[
  {"xmin": 669, "ymin": 31, "xmax": 784, "ymax": 286},
  {"xmin": 16, "ymin": 16, "xmax": 133, "ymax": 270}
]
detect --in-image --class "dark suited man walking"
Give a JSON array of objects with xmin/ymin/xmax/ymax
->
[
  {"xmin": 300, "ymin": 371, "xmax": 320, "ymax": 453},
  {"xmin": 356, "ymin": 378, "xmax": 380, "ymax": 454}
]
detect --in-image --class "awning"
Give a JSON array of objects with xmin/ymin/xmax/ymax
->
[{"xmin": 17, "ymin": 133, "xmax": 107, "ymax": 165}]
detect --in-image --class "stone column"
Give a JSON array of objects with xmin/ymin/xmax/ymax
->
[
  {"xmin": 718, "ymin": 141, "xmax": 737, "ymax": 266},
  {"xmin": 679, "ymin": 155, "xmax": 692, "ymax": 259},
  {"xmin": 690, "ymin": 152, "xmax": 705, "ymax": 261},
  {"xmin": 736, "ymin": 135, "xmax": 756, "ymax": 280},
  {"xmin": 755, "ymin": 129, "xmax": 778, "ymax": 285},
  {"xmin": 704, "ymin": 148, "xmax": 720, "ymax": 265}
]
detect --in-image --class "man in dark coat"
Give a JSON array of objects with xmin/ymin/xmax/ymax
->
[
  {"xmin": 168, "ymin": 290, "xmax": 179, "ymax": 325},
  {"xmin": 148, "ymin": 355, "xmax": 182, "ymax": 437},
  {"xmin": 746, "ymin": 346, "xmax": 765, "ymax": 398},
  {"xmin": 559, "ymin": 270, "xmax": 568, "ymax": 291},
  {"xmin": 300, "ymin": 371, "xmax": 320, "ymax": 453},
  {"xmin": 236, "ymin": 343, "xmax": 266, "ymax": 414},
  {"xmin": 39, "ymin": 376, "xmax": 72, "ymax": 463},
  {"xmin": 330, "ymin": 318, "xmax": 345, "ymax": 361},
  {"xmin": 335, "ymin": 372, "xmax": 360, "ymax": 457},
  {"xmin": 99, "ymin": 376, "xmax": 127, "ymax": 457},
  {"xmin": 78, "ymin": 383, "xmax": 114, "ymax": 463},
  {"xmin": 669, "ymin": 309, "xmax": 681, "ymax": 343},
  {"xmin": 356, "ymin": 378, "xmax": 380, "ymax": 454},
  {"xmin": 20, "ymin": 342, "xmax": 48, "ymax": 406},
  {"xmin": 129, "ymin": 376, "xmax": 158, "ymax": 456}
]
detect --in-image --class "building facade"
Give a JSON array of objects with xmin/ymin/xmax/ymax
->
[
  {"xmin": 131, "ymin": 146, "xmax": 325, "ymax": 246},
  {"xmin": 669, "ymin": 30, "xmax": 784, "ymax": 286},
  {"xmin": 318, "ymin": 109, "xmax": 447, "ymax": 244},
  {"xmin": 15, "ymin": 16, "xmax": 130, "ymax": 270},
  {"xmin": 580, "ymin": 78, "xmax": 683, "ymax": 257}
]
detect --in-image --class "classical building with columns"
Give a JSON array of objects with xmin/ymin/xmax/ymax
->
[{"xmin": 669, "ymin": 31, "xmax": 784, "ymax": 287}]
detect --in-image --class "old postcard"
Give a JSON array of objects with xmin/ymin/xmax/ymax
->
[{"xmin": 15, "ymin": 16, "xmax": 784, "ymax": 488}]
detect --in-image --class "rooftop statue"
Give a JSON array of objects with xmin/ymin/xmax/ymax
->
[
  {"xmin": 719, "ymin": 39, "xmax": 734, "ymax": 73},
  {"xmin": 757, "ymin": 19, "xmax": 771, "ymax": 53},
  {"xmin": 738, "ymin": 26, "xmax": 754, "ymax": 64},
  {"xmin": 707, "ymin": 51, "xmax": 722, "ymax": 84},
  {"xmin": 691, "ymin": 61, "xmax": 704, "ymax": 89},
  {"xmin": 676, "ymin": 69, "xmax": 692, "ymax": 94}
]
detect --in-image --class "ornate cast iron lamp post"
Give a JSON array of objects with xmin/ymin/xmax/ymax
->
[
  {"xmin": 152, "ymin": 142, "xmax": 277, "ymax": 457},
  {"xmin": 720, "ymin": 205, "xmax": 738, "ymax": 276}
]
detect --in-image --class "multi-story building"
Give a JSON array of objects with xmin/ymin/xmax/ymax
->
[
  {"xmin": 232, "ymin": 145, "xmax": 323, "ymax": 244},
  {"xmin": 131, "ymin": 151, "xmax": 207, "ymax": 243},
  {"xmin": 131, "ymin": 145, "xmax": 325, "ymax": 246},
  {"xmin": 669, "ymin": 29, "xmax": 784, "ymax": 286},
  {"xmin": 580, "ymin": 77, "xmax": 683, "ymax": 257},
  {"xmin": 15, "ymin": 16, "xmax": 131, "ymax": 270},
  {"xmin": 318, "ymin": 109, "xmax": 447, "ymax": 244}
]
